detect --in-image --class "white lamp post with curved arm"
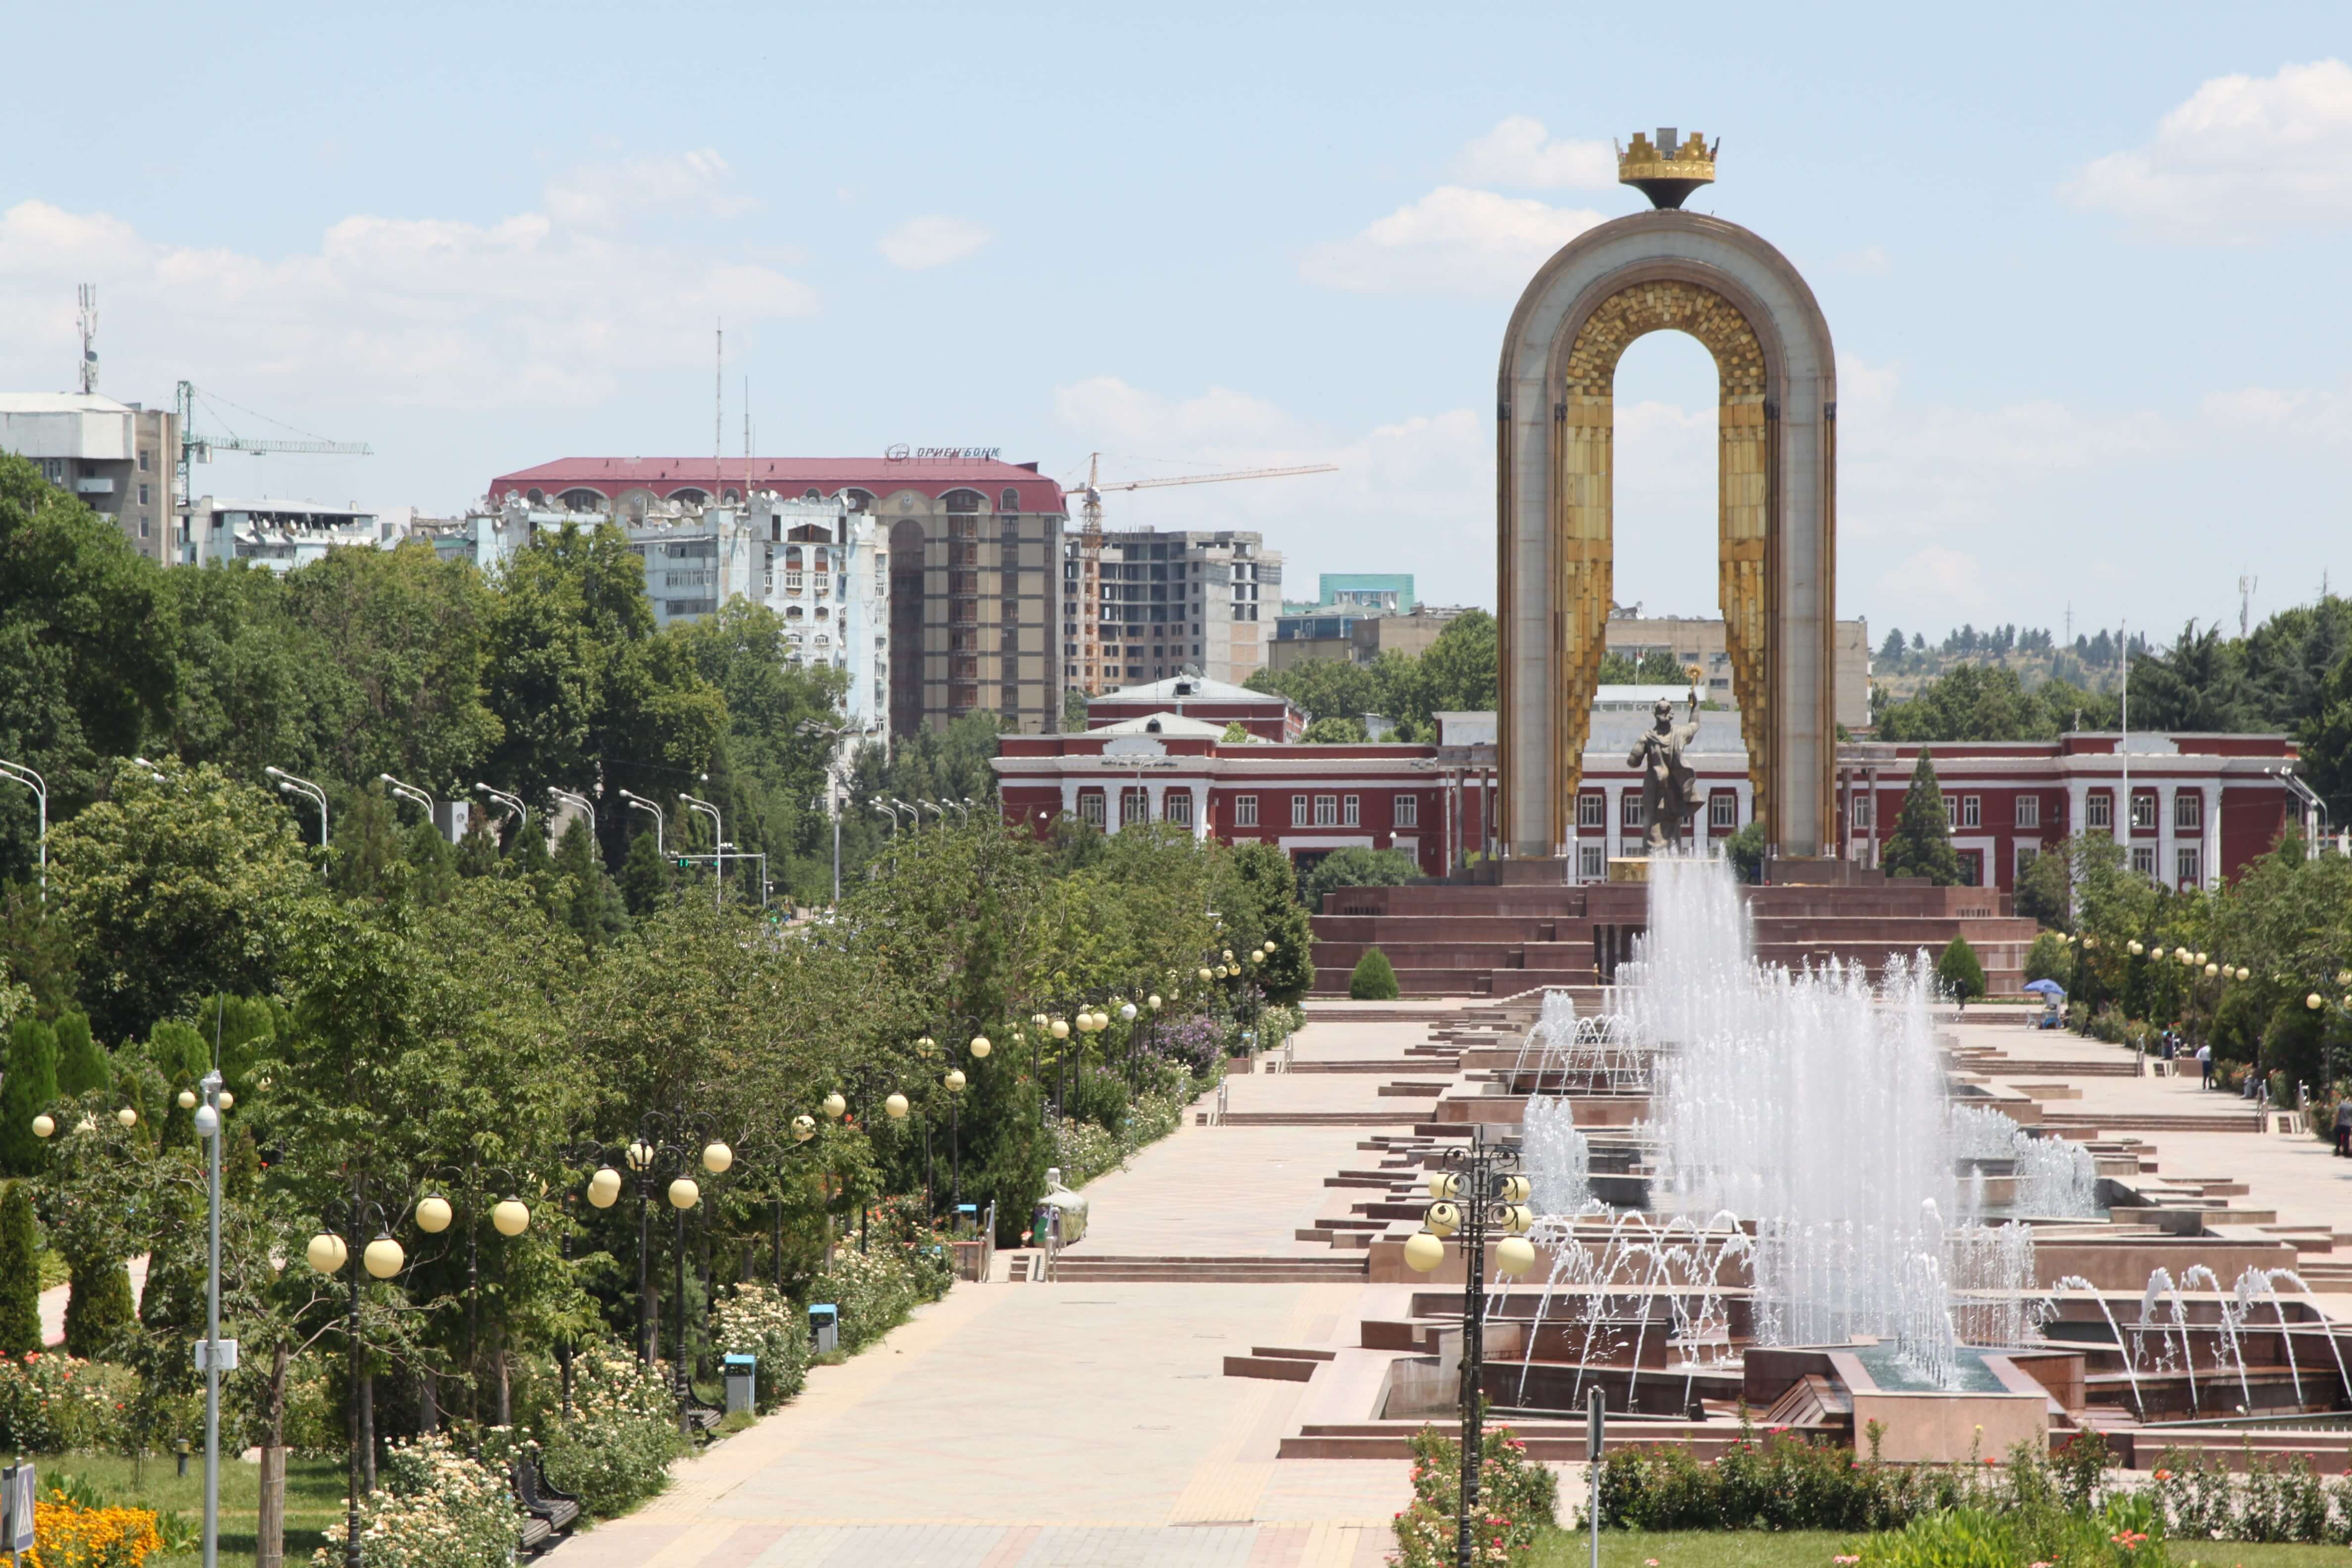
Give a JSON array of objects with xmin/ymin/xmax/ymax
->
[
  {"xmin": 267, "ymin": 766, "xmax": 330, "ymax": 863},
  {"xmin": 379, "ymin": 772, "xmax": 437, "ymax": 826},
  {"xmin": 0, "ymin": 758, "xmax": 49, "ymax": 901},
  {"xmin": 679, "ymin": 791, "xmax": 724, "ymax": 909},
  {"xmin": 619, "ymin": 788, "xmax": 665, "ymax": 855}
]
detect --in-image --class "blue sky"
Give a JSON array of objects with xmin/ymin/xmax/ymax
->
[{"xmin": 5, "ymin": 2, "xmax": 2348, "ymax": 645}]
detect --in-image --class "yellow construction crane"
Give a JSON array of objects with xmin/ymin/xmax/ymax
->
[{"xmin": 1066, "ymin": 451, "xmax": 1338, "ymax": 695}]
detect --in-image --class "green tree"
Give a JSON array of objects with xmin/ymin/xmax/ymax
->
[
  {"xmin": 1301, "ymin": 716, "xmax": 1367, "ymax": 743},
  {"xmin": 1882, "ymin": 753, "xmax": 1961, "ymax": 885},
  {"xmin": 0, "ymin": 455, "xmax": 177, "ymax": 885},
  {"xmin": 0, "ymin": 1182, "xmax": 37, "ymax": 1354},
  {"xmin": 53, "ymin": 1010, "xmax": 108, "ymax": 1096},
  {"xmin": 1219, "ymin": 721, "xmax": 1253, "ymax": 743},
  {"xmin": 49, "ymin": 760, "xmax": 321, "ymax": 1042},
  {"xmin": 1723, "ymin": 819, "xmax": 1766, "ymax": 884},
  {"xmin": 1348, "ymin": 947, "xmax": 1400, "ymax": 1000},
  {"xmin": 1302, "ymin": 846, "xmax": 1421, "ymax": 909},
  {"xmin": 1937, "ymin": 936, "xmax": 1987, "ymax": 1004},
  {"xmin": 2022, "ymin": 931, "xmax": 2074, "ymax": 987},
  {"xmin": 63, "ymin": 1258, "xmax": 136, "ymax": 1357},
  {"xmin": 0, "ymin": 1016, "xmax": 58, "ymax": 1176},
  {"xmin": 1221, "ymin": 841, "xmax": 1315, "ymax": 1004},
  {"xmin": 2015, "ymin": 847, "xmax": 2072, "ymax": 928},
  {"xmin": 618, "ymin": 827, "xmax": 676, "ymax": 918},
  {"xmin": 554, "ymin": 817, "xmax": 630, "ymax": 948}
]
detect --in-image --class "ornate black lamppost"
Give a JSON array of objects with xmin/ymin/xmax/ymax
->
[
  {"xmin": 1401, "ymin": 1128, "xmax": 1536, "ymax": 1568},
  {"xmin": 411, "ymin": 1162, "xmax": 531, "ymax": 1421},
  {"xmin": 305, "ymin": 1184, "xmax": 414, "ymax": 1568}
]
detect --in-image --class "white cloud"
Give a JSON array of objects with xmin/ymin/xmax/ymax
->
[
  {"xmin": 1874, "ymin": 546, "xmax": 1991, "ymax": 617},
  {"xmin": 542, "ymin": 148, "xmax": 755, "ymax": 230},
  {"xmin": 0, "ymin": 175, "xmax": 818, "ymax": 413},
  {"xmin": 1052, "ymin": 377, "xmax": 1490, "ymax": 606},
  {"xmin": 2066, "ymin": 58, "xmax": 2352, "ymax": 239},
  {"xmin": 877, "ymin": 215, "xmax": 991, "ymax": 270},
  {"xmin": 1452, "ymin": 116, "xmax": 1617, "ymax": 189},
  {"xmin": 2201, "ymin": 381, "xmax": 2352, "ymax": 443},
  {"xmin": 1299, "ymin": 186, "xmax": 1607, "ymax": 297},
  {"xmin": 1840, "ymin": 244, "xmax": 1892, "ymax": 275}
]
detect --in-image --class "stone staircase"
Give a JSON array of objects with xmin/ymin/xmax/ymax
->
[{"xmin": 1040, "ymin": 1253, "xmax": 1371, "ymax": 1283}]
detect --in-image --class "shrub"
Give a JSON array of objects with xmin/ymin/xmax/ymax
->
[
  {"xmin": 2022, "ymin": 931, "xmax": 2074, "ymax": 988},
  {"xmin": 1937, "ymin": 937, "xmax": 1986, "ymax": 1004},
  {"xmin": 1390, "ymin": 1424, "xmax": 1556, "ymax": 1567},
  {"xmin": 29, "ymin": 1491, "xmax": 165, "ymax": 1568},
  {"xmin": 711, "ymin": 1282, "xmax": 811, "ymax": 1410},
  {"xmin": 0, "ymin": 1352, "xmax": 137, "ymax": 1453},
  {"xmin": 63, "ymin": 1261, "xmax": 135, "ymax": 1360},
  {"xmin": 1146, "ymin": 1014, "xmax": 1225, "ymax": 1076},
  {"xmin": 1350, "ymin": 948, "xmax": 1400, "ymax": 1001},
  {"xmin": 1302, "ymin": 846, "xmax": 1420, "ymax": 909},
  {"xmin": 539, "ymin": 1343, "xmax": 682, "ymax": 1519},
  {"xmin": 312, "ymin": 1431, "xmax": 523, "ymax": 1568},
  {"xmin": 818, "ymin": 1244, "xmax": 919, "ymax": 1353},
  {"xmin": 1851, "ymin": 1496, "xmax": 2166, "ymax": 1568},
  {"xmin": 1049, "ymin": 1116, "xmax": 1120, "ymax": 1187}
]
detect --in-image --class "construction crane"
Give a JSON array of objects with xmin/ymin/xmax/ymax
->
[
  {"xmin": 173, "ymin": 379, "xmax": 372, "ymax": 525},
  {"xmin": 1066, "ymin": 451, "xmax": 1338, "ymax": 695}
]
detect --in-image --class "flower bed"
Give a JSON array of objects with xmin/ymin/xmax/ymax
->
[
  {"xmin": 1389, "ymin": 1425, "xmax": 1556, "ymax": 1567},
  {"xmin": 27, "ymin": 1493, "xmax": 164, "ymax": 1568},
  {"xmin": 539, "ymin": 1345, "xmax": 684, "ymax": 1519},
  {"xmin": 0, "ymin": 1353, "xmax": 136, "ymax": 1454},
  {"xmin": 711, "ymin": 1282, "xmax": 811, "ymax": 1409}
]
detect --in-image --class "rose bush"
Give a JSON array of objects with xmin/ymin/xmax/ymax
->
[
  {"xmin": 312, "ymin": 1432, "xmax": 522, "ymax": 1568},
  {"xmin": 1388, "ymin": 1425, "xmax": 1555, "ymax": 1567},
  {"xmin": 539, "ymin": 1343, "xmax": 683, "ymax": 1519},
  {"xmin": 711, "ymin": 1282, "xmax": 811, "ymax": 1408},
  {"xmin": 0, "ymin": 1352, "xmax": 135, "ymax": 1454}
]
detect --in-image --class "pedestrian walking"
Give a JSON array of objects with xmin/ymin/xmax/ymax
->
[
  {"xmin": 2196, "ymin": 1042, "xmax": 2212, "ymax": 1089},
  {"xmin": 2334, "ymin": 1096, "xmax": 2351, "ymax": 1158}
]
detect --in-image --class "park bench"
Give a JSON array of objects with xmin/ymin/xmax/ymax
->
[
  {"xmin": 684, "ymin": 1393, "xmax": 727, "ymax": 1440},
  {"xmin": 510, "ymin": 1457, "xmax": 582, "ymax": 1554}
]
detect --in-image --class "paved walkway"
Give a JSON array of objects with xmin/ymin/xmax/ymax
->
[{"xmin": 549, "ymin": 1014, "xmax": 1430, "ymax": 1568}]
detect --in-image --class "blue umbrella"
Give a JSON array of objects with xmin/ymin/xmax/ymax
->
[{"xmin": 2022, "ymin": 978, "xmax": 2066, "ymax": 998}]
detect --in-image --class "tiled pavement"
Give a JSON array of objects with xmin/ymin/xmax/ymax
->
[{"xmin": 543, "ymin": 1012, "xmax": 1448, "ymax": 1568}]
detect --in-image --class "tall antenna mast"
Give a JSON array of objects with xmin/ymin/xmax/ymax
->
[
  {"xmin": 76, "ymin": 285, "xmax": 98, "ymax": 394},
  {"xmin": 2239, "ymin": 575, "xmax": 2256, "ymax": 638},
  {"xmin": 713, "ymin": 320, "xmax": 724, "ymax": 497}
]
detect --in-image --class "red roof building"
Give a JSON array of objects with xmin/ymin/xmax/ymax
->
[{"xmin": 486, "ymin": 455, "xmax": 1068, "ymax": 519}]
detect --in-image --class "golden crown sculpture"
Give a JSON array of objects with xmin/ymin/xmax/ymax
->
[{"xmin": 1617, "ymin": 128, "xmax": 1717, "ymax": 209}]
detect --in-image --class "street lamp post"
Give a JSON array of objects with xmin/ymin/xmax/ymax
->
[
  {"xmin": 798, "ymin": 719, "xmax": 874, "ymax": 906},
  {"xmin": 472, "ymin": 784, "xmax": 528, "ymax": 840},
  {"xmin": 1400, "ymin": 1128, "xmax": 1535, "ymax": 1568},
  {"xmin": 0, "ymin": 758, "xmax": 48, "ymax": 901},
  {"xmin": 412, "ymin": 1163, "xmax": 531, "ymax": 1422},
  {"xmin": 265, "ymin": 767, "xmax": 328, "ymax": 861},
  {"xmin": 196, "ymin": 1072, "xmax": 225, "ymax": 1568},
  {"xmin": 680, "ymin": 794, "xmax": 724, "ymax": 910},
  {"xmin": 619, "ymin": 789, "xmax": 666, "ymax": 856},
  {"xmin": 306, "ymin": 1185, "xmax": 411, "ymax": 1568},
  {"xmin": 378, "ymin": 773, "xmax": 436, "ymax": 829},
  {"xmin": 592, "ymin": 1112, "xmax": 730, "ymax": 1431}
]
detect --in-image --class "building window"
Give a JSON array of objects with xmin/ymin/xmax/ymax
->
[
  {"xmin": 1342, "ymin": 794, "xmax": 1360, "ymax": 827},
  {"xmin": 1079, "ymin": 792, "xmax": 1105, "ymax": 828},
  {"xmin": 2130, "ymin": 845, "xmax": 2155, "ymax": 878},
  {"xmin": 1121, "ymin": 788, "xmax": 1150, "ymax": 827},
  {"xmin": 1165, "ymin": 790, "xmax": 1193, "ymax": 827},
  {"xmin": 1236, "ymin": 794, "xmax": 1259, "ymax": 828},
  {"xmin": 1000, "ymin": 488, "xmax": 1020, "ymax": 514},
  {"xmin": 1578, "ymin": 845, "xmax": 1606, "ymax": 880},
  {"xmin": 1619, "ymin": 792, "xmax": 1641, "ymax": 828},
  {"xmin": 137, "ymin": 484, "xmax": 150, "ymax": 506},
  {"xmin": 2015, "ymin": 796, "xmax": 2040, "ymax": 830},
  {"xmin": 138, "ymin": 449, "xmax": 149, "ymax": 472},
  {"xmin": 2173, "ymin": 792, "xmax": 2202, "ymax": 832},
  {"xmin": 1957, "ymin": 849, "xmax": 1983, "ymax": 887},
  {"xmin": 2175, "ymin": 846, "xmax": 2201, "ymax": 887},
  {"xmin": 2087, "ymin": 793, "xmax": 2112, "ymax": 830},
  {"xmin": 1709, "ymin": 793, "xmax": 1736, "ymax": 829},
  {"xmin": 1314, "ymin": 794, "xmax": 1338, "ymax": 827},
  {"xmin": 1960, "ymin": 796, "xmax": 1981, "ymax": 829},
  {"xmin": 1943, "ymin": 797, "xmax": 1957, "ymax": 829},
  {"xmin": 1394, "ymin": 795, "xmax": 1418, "ymax": 828},
  {"xmin": 2131, "ymin": 793, "xmax": 2157, "ymax": 830},
  {"xmin": 1291, "ymin": 795, "xmax": 1309, "ymax": 828},
  {"xmin": 2016, "ymin": 845, "xmax": 2039, "ymax": 882},
  {"xmin": 1577, "ymin": 792, "xmax": 1605, "ymax": 829},
  {"xmin": 1852, "ymin": 796, "xmax": 1874, "ymax": 828}
]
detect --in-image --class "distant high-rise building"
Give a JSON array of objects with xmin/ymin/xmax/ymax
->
[
  {"xmin": 1064, "ymin": 528, "xmax": 1281, "ymax": 692},
  {"xmin": 487, "ymin": 455, "xmax": 1067, "ymax": 736},
  {"xmin": 0, "ymin": 393, "xmax": 178, "ymax": 561}
]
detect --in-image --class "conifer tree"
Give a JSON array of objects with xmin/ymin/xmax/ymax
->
[
  {"xmin": 554, "ymin": 818, "xmax": 629, "ymax": 948},
  {"xmin": 1937, "ymin": 936, "xmax": 1987, "ymax": 1005},
  {"xmin": 54, "ymin": 1010, "xmax": 108, "ymax": 1096},
  {"xmin": 1349, "ymin": 947, "xmax": 1400, "ymax": 1001},
  {"xmin": 0, "ymin": 1184, "xmax": 37, "ymax": 1355},
  {"xmin": 0, "ymin": 1017, "xmax": 58, "ymax": 1176},
  {"xmin": 1883, "ymin": 751, "xmax": 1961, "ymax": 886}
]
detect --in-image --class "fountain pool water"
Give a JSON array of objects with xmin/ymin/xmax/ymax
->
[
  {"xmin": 1523, "ymin": 1095, "xmax": 1594, "ymax": 1216},
  {"xmin": 1631, "ymin": 854, "xmax": 1966, "ymax": 1375}
]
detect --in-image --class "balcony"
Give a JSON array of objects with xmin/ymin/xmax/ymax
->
[{"xmin": 75, "ymin": 476, "xmax": 114, "ymax": 495}]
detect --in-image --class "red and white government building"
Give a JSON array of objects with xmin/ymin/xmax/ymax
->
[{"xmin": 995, "ymin": 677, "xmax": 2307, "ymax": 893}]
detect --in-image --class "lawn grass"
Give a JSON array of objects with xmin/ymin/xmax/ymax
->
[
  {"xmin": 1523, "ymin": 1527, "xmax": 2352, "ymax": 1567},
  {"xmin": 31, "ymin": 1451, "xmax": 347, "ymax": 1568}
]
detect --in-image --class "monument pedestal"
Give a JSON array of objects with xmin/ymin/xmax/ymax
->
[{"xmin": 1606, "ymin": 857, "xmax": 1650, "ymax": 883}]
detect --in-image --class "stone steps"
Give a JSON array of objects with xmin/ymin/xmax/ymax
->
[{"xmin": 1048, "ymin": 1254, "xmax": 1369, "ymax": 1283}]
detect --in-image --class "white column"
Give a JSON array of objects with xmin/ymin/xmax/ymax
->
[
  {"xmin": 2157, "ymin": 784, "xmax": 2177, "ymax": 889},
  {"xmin": 1144, "ymin": 782, "xmax": 1166, "ymax": 827},
  {"xmin": 1059, "ymin": 777, "xmax": 1079, "ymax": 820},
  {"xmin": 2203, "ymin": 781, "xmax": 2221, "ymax": 890},
  {"xmin": 1190, "ymin": 784, "xmax": 1209, "ymax": 842},
  {"xmin": 1105, "ymin": 781, "xmax": 1123, "ymax": 836}
]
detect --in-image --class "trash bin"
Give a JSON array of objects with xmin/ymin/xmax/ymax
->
[
  {"xmin": 809, "ymin": 1302, "xmax": 838, "ymax": 1356},
  {"xmin": 723, "ymin": 1353, "xmax": 757, "ymax": 1416}
]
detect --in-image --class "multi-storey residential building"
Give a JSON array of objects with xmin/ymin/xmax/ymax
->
[
  {"xmin": 1063, "ymin": 527, "xmax": 1280, "ymax": 693},
  {"xmin": 1269, "ymin": 604, "xmax": 1469, "ymax": 671},
  {"xmin": 486, "ymin": 456, "xmax": 1065, "ymax": 736},
  {"xmin": 433, "ymin": 492, "xmax": 891, "ymax": 739},
  {"xmin": 0, "ymin": 393, "xmax": 178, "ymax": 560},
  {"xmin": 182, "ymin": 496, "xmax": 400, "ymax": 570}
]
